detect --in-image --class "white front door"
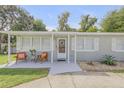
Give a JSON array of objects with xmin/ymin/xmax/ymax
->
[{"xmin": 57, "ymin": 38, "xmax": 66, "ymax": 60}]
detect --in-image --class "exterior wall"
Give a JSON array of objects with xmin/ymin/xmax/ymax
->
[
  {"xmin": 16, "ymin": 34, "xmax": 124, "ymax": 62},
  {"xmin": 73, "ymin": 35, "xmax": 124, "ymax": 62}
]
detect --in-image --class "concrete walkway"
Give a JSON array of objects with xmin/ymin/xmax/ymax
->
[
  {"xmin": 1, "ymin": 62, "xmax": 81, "ymax": 75},
  {"xmin": 49, "ymin": 62, "xmax": 82, "ymax": 75},
  {"xmin": 15, "ymin": 72, "xmax": 124, "ymax": 88}
]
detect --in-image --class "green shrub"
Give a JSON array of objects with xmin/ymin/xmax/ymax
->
[{"xmin": 102, "ymin": 55, "xmax": 117, "ymax": 65}]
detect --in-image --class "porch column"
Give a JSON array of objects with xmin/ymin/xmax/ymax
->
[
  {"xmin": 74, "ymin": 33, "xmax": 77, "ymax": 64},
  {"xmin": 68, "ymin": 33, "xmax": 70, "ymax": 63},
  {"xmin": 8, "ymin": 33, "xmax": 11, "ymax": 64},
  {"xmin": 51, "ymin": 33, "xmax": 54, "ymax": 63}
]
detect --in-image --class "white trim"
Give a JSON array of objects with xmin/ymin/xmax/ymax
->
[
  {"xmin": 8, "ymin": 34, "xmax": 11, "ymax": 63},
  {"xmin": 68, "ymin": 33, "xmax": 70, "ymax": 63},
  {"xmin": 112, "ymin": 38, "xmax": 124, "ymax": 52},
  {"xmin": 40, "ymin": 37, "xmax": 42, "ymax": 50},
  {"xmin": 74, "ymin": 34, "xmax": 77, "ymax": 64},
  {"xmin": 51, "ymin": 33, "xmax": 54, "ymax": 63},
  {"xmin": 76, "ymin": 50, "xmax": 98, "ymax": 52},
  {"xmin": 2, "ymin": 31, "xmax": 124, "ymax": 36},
  {"xmin": 57, "ymin": 38, "xmax": 66, "ymax": 60}
]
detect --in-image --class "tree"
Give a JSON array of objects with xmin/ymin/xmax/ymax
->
[
  {"xmin": 0, "ymin": 6, "xmax": 34, "ymax": 31},
  {"xmin": 0, "ymin": 5, "xmax": 34, "ymax": 53},
  {"xmin": 33, "ymin": 19, "xmax": 47, "ymax": 31},
  {"xmin": 101, "ymin": 8, "xmax": 124, "ymax": 32},
  {"xmin": 79, "ymin": 15, "xmax": 97, "ymax": 32},
  {"xmin": 87, "ymin": 26, "xmax": 98, "ymax": 32},
  {"xmin": 58, "ymin": 12, "xmax": 70, "ymax": 31}
]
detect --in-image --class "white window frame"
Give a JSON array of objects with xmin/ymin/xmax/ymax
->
[
  {"xmin": 32, "ymin": 36, "xmax": 41, "ymax": 50},
  {"xmin": 112, "ymin": 38, "xmax": 124, "ymax": 52},
  {"xmin": 22, "ymin": 36, "xmax": 32, "ymax": 51},
  {"xmin": 40, "ymin": 37, "xmax": 51, "ymax": 51},
  {"xmin": 16, "ymin": 36, "xmax": 22, "ymax": 52},
  {"xmin": 71, "ymin": 37, "xmax": 99, "ymax": 52}
]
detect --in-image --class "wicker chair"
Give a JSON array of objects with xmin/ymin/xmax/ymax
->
[
  {"xmin": 39, "ymin": 52, "xmax": 48, "ymax": 62},
  {"xmin": 16, "ymin": 52, "xmax": 27, "ymax": 63}
]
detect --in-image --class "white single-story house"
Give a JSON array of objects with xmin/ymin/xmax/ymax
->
[{"xmin": 1, "ymin": 31, "xmax": 124, "ymax": 64}]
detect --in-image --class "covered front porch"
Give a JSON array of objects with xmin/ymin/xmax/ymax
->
[{"xmin": 0, "ymin": 31, "xmax": 78, "ymax": 64}]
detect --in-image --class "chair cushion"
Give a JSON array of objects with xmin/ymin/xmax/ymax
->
[
  {"xmin": 17, "ymin": 52, "xmax": 27, "ymax": 60},
  {"xmin": 18, "ymin": 54, "xmax": 25, "ymax": 59}
]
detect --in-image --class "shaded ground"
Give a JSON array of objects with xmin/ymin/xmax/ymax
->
[{"xmin": 78, "ymin": 62, "xmax": 124, "ymax": 72}]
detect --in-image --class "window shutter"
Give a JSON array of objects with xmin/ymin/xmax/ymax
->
[
  {"xmin": 112, "ymin": 38, "xmax": 116, "ymax": 51},
  {"xmin": 94, "ymin": 38, "xmax": 99, "ymax": 51}
]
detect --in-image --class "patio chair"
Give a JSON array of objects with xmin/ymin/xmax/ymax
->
[
  {"xmin": 39, "ymin": 52, "xmax": 48, "ymax": 62},
  {"xmin": 16, "ymin": 52, "xmax": 27, "ymax": 63}
]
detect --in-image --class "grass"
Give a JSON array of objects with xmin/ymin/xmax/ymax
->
[
  {"xmin": 0, "ymin": 68, "xmax": 49, "ymax": 88},
  {"xmin": 0, "ymin": 54, "xmax": 16, "ymax": 64}
]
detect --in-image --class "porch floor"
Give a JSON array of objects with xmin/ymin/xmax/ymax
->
[{"xmin": 0, "ymin": 61, "xmax": 81, "ymax": 75}]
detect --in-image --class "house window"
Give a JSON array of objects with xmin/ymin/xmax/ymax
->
[
  {"xmin": 22, "ymin": 36, "xmax": 32, "ymax": 51},
  {"xmin": 16, "ymin": 36, "xmax": 22, "ymax": 51},
  {"xmin": 112, "ymin": 38, "xmax": 124, "ymax": 52},
  {"xmin": 41, "ymin": 37, "xmax": 51, "ymax": 51},
  {"xmin": 71, "ymin": 37, "xmax": 99, "ymax": 51},
  {"xmin": 32, "ymin": 37, "xmax": 40, "ymax": 50}
]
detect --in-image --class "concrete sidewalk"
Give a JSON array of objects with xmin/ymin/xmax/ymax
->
[{"xmin": 15, "ymin": 72, "xmax": 124, "ymax": 88}]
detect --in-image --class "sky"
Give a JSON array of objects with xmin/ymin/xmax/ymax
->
[{"xmin": 21, "ymin": 5, "xmax": 123, "ymax": 30}]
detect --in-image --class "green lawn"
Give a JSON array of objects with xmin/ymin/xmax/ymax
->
[
  {"xmin": 0, "ymin": 54, "xmax": 16, "ymax": 64},
  {"xmin": 0, "ymin": 68, "xmax": 49, "ymax": 88}
]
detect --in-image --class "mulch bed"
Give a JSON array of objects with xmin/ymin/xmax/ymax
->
[{"xmin": 78, "ymin": 61, "xmax": 124, "ymax": 72}]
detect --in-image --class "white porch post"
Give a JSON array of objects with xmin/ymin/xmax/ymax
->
[
  {"xmin": 51, "ymin": 33, "xmax": 54, "ymax": 63},
  {"xmin": 8, "ymin": 33, "xmax": 11, "ymax": 64},
  {"xmin": 74, "ymin": 33, "xmax": 77, "ymax": 64},
  {"xmin": 68, "ymin": 33, "xmax": 70, "ymax": 63}
]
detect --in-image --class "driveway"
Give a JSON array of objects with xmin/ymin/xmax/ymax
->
[{"xmin": 15, "ymin": 71, "xmax": 124, "ymax": 88}]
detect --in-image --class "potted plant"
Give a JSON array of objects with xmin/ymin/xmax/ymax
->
[{"xmin": 30, "ymin": 49, "xmax": 36, "ymax": 55}]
